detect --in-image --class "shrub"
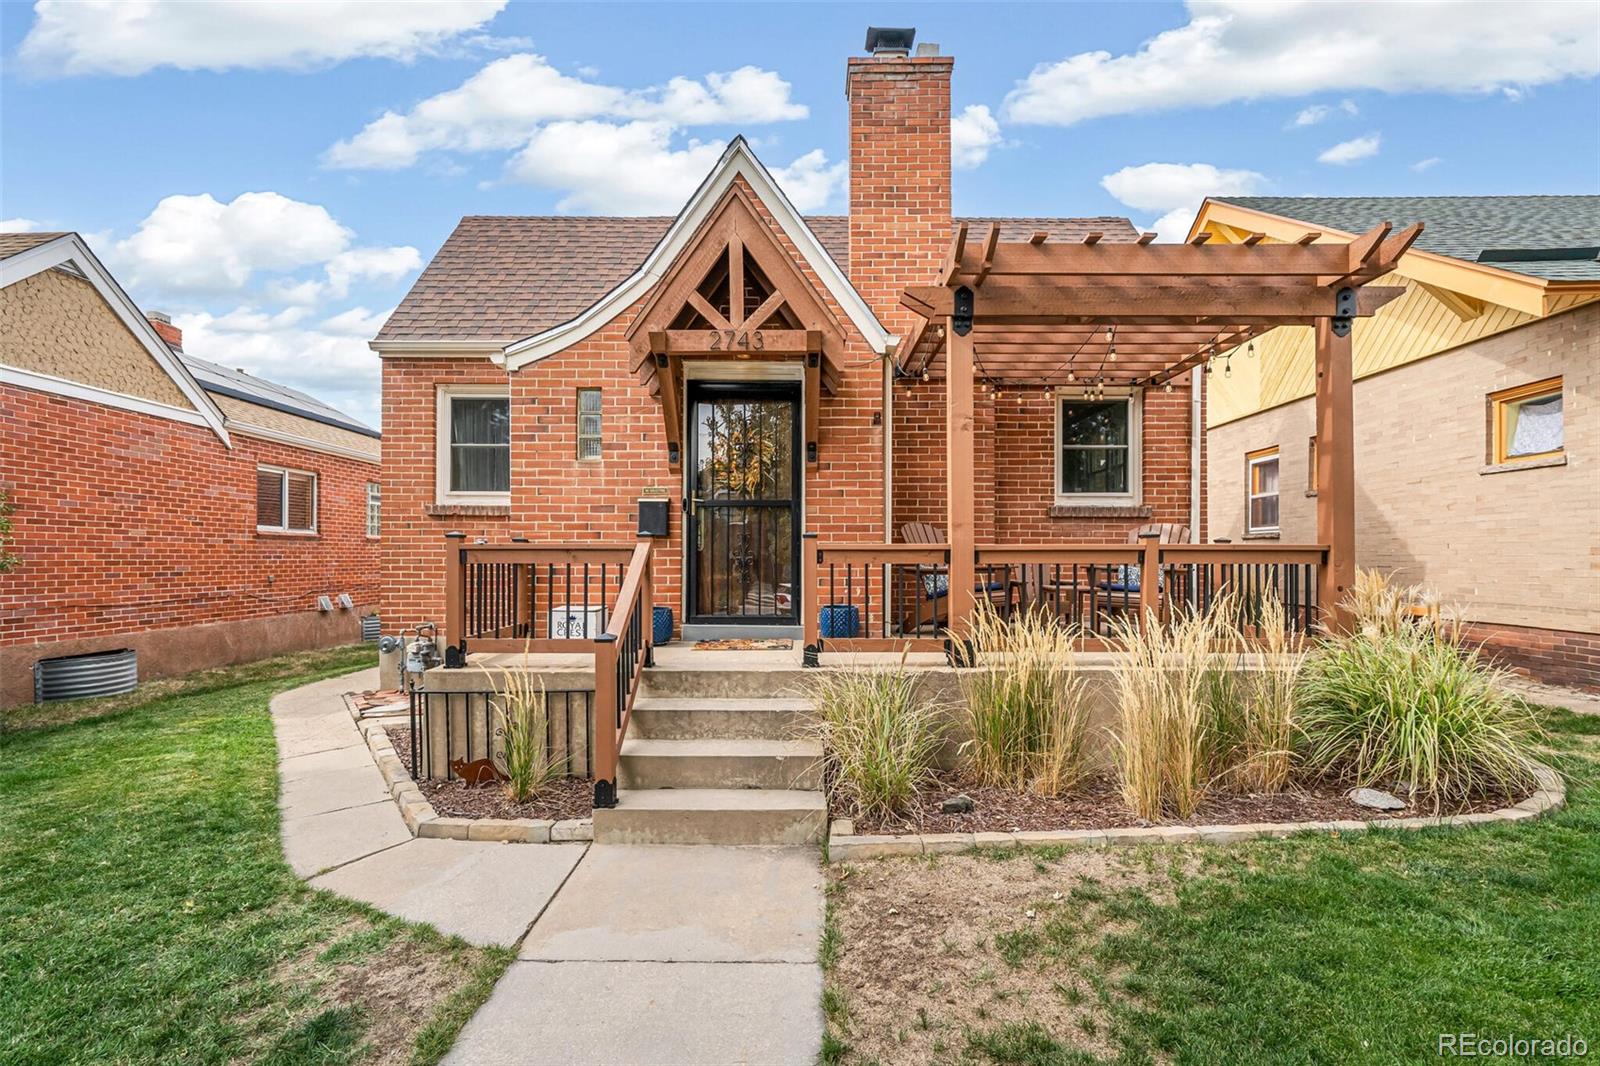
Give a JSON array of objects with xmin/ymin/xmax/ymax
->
[
  {"xmin": 487, "ymin": 666, "xmax": 565, "ymax": 803},
  {"xmin": 958, "ymin": 603, "xmax": 1092, "ymax": 795},
  {"xmin": 1216, "ymin": 595, "xmax": 1302, "ymax": 794},
  {"xmin": 1296, "ymin": 623, "xmax": 1541, "ymax": 808},
  {"xmin": 807, "ymin": 652, "xmax": 947, "ymax": 822},
  {"xmin": 1107, "ymin": 607, "xmax": 1224, "ymax": 820},
  {"xmin": 1343, "ymin": 568, "xmax": 1437, "ymax": 638}
]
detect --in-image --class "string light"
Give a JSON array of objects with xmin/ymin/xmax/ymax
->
[
  {"xmin": 1247, "ymin": 340, "xmax": 1257, "ymax": 358},
  {"xmin": 1163, "ymin": 380, "xmax": 1174, "ymax": 394}
]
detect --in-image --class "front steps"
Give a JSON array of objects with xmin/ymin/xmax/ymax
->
[{"xmin": 592, "ymin": 667, "xmax": 825, "ymax": 846}]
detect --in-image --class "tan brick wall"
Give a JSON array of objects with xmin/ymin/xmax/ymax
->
[
  {"xmin": 1208, "ymin": 304, "xmax": 1599, "ymax": 636},
  {"xmin": 0, "ymin": 269, "xmax": 195, "ymax": 409}
]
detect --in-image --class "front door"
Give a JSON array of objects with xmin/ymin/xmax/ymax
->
[{"xmin": 687, "ymin": 382, "xmax": 801, "ymax": 625}]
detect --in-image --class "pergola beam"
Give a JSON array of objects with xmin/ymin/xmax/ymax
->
[
  {"xmin": 905, "ymin": 284, "xmax": 1406, "ymax": 320},
  {"xmin": 944, "ymin": 237, "xmax": 1400, "ymax": 279}
]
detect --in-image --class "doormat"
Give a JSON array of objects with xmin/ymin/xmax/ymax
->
[{"xmin": 692, "ymin": 638, "xmax": 794, "ymax": 651}]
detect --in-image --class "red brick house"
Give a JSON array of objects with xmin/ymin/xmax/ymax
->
[
  {"xmin": 0, "ymin": 232, "xmax": 381, "ymax": 706},
  {"xmin": 374, "ymin": 39, "xmax": 1207, "ymax": 641}
]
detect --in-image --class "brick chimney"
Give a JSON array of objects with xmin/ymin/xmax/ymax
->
[
  {"xmin": 846, "ymin": 27, "xmax": 953, "ymax": 329},
  {"xmin": 147, "ymin": 311, "xmax": 183, "ymax": 353}
]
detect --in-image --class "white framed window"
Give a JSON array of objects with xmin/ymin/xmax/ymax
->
[
  {"xmin": 1246, "ymin": 447, "xmax": 1280, "ymax": 535},
  {"xmin": 365, "ymin": 482, "xmax": 381, "ymax": 538},
  {"xmin": 257, "ymin": 465, "xmax": 317, "ymax": 534},
  {"xmin": 436, "ymin": 385, "xmax": 511, "ymax": 504},
  {"xmin": 577, "ymin": 388, "xmax": 602, "ymax": 460},
  {"xmin": 1054, "ymin": 389, "xmax": 1142, "ymax": 503}
]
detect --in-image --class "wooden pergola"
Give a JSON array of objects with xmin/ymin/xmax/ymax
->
[{"xmin": 897, "ymin": 219, "xmax": 1423, "ymax": 634}]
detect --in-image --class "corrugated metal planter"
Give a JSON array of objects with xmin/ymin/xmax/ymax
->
[{"xmin": 34, "ymin": 649, "xmax": 138, "ymax": 702}]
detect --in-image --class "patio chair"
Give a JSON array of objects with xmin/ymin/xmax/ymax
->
[
  {"xmin": 1091, "ymin": 523, "xmax": 1191, "ymax": 632},
  {"xmin": 897, "ymin": 522, "xmax": 1012, "ymax": 633}
]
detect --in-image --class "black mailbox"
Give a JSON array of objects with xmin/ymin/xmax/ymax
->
[{"xmin": 638, "ymin": 498, "xmax": 670, "ymax": 538}]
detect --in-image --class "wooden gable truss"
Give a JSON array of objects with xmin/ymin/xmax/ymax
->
[{"xmin": 626, "ymin": 184, "xmax": 848, "ymax": 466}]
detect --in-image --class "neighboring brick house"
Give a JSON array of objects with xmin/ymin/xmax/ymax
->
[
  {"xmin": 373, "ymin": 37, "xmax": 1207, "ymax": 640},
  {"xmin": 1199, "ymin": 196, "xmax": 1600, "ymax": 689},
  {"xmin": 0, "ymin": 231, "xmax": 381, "ymax": 706}
]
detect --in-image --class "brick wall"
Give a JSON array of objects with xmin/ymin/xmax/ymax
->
[
  {"xmin": 1, "ymin": 382, "xmax": 379, "ymax": 703},
  {"xmin": 1207, "ymin": 304, "xmax": 1599, "ymax": 686}
]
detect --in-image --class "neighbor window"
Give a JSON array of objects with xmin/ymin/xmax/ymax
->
[
  {"xmin": 1490, "ymin": 377, "xmax": 1563, "ymax": 465},
  {"xmin": 1056, "ymin": 391, "xmax": 1140, "ymax": 501},
  {"xmin": 365, "ymin": 482, "xmax": 380, "ymax": 538},
  {"xmin": 436, "ymin": 386, "xmax": 510, "ymax": 502},
  {"xmin": 1246, "ymin": 447, "xmax": 1280, "ymax": 535},
  {"xmin": 577, "ymin": 388, "xmax": 602, "ymax": 460},
  {"xmin": 257, "ymin": 466, "xmax": 316, "ymax": 533}
]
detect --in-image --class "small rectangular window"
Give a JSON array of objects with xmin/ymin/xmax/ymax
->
[
  {"xmin": 1057, "ymin": 394, "xmax": 1139, "ymax": 499},
  {"xmin": 1246, "ymin": 447, "xmax": 1279, "ymax": 535},
  {"xmin": 448, "ymin": 394, "xmax": 510, "ymax": 493},
  {"xmin": 257, "ymin": 466, "xmax": 316, "ymax": 533},
  {"xmin": 577, "ymin": 388, "xmax": 602, "ymax": 460},
  {"xmin": 365, "ymin": 482, "xmax": 381, "ymax": 538},
  {"xmin": 1490, "ymin": 377, "xmax": 1563, "ymax": 464}
]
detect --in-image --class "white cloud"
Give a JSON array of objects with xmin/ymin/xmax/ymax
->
[
  {"xmin": 174, "ymin": 310, "xmax": 382, "ymax": 428},
  {"xmin": 1, "ymin": 218, "xmax": 40, "ymax": 233},
  {"xmin": 325, "ymin": 53, "xmax": 806, "ymax": 170},
  {"xmin": 1411, "ymin": 156, "xmax": 1443, "ymax": 172},
  {"xmin": 115, "ymin": 192, "xmax": 352, "ymax": 292},
  {"xmin": 1318, "ymin": 133, "xmax": 1381, "ymax": 165},
  {"xmin": 1004, "ymin": 1, "xmax": 1599, "ymax": 125},
  {"xmin": 19, "ymin": 0, "xmax": 507, "ymax": 77},
  {"xmin": 1100, "ymin": 161, "xmax": 1268, "ymax": 242},
  {"xmin": 952, "ymin": 104, "xmax": 1003, "ymax": 168},
  {"xmin": 505, "ymin": 121, "xmax": 727, "ymax": 214},
  {"xmin": 325, "ymin": 247, "xmax": 424, "ymax": 299},
  {"xmin": 1290, "ymin": 99, "xmax": 1358, "ymax": 127},
  {"xmin": 770, "ymin": 150, "xmax": 847, "ymax": 212},
  {"xmin": 321, "ymin": 306, "xmax": 396, "ymax": 337}
]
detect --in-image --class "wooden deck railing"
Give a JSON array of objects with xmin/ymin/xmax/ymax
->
[
  {"xmin": 440, "ymin": 532, "xmax": 653, "ymax": 807},
  {"xmin": 802, "ymin": 533, "xmax": 1330, "ymax": 660}
]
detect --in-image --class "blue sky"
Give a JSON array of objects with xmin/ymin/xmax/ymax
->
[{"xmin": 4, "ymin": 1, "xmax": 1596, "ymax": 428}]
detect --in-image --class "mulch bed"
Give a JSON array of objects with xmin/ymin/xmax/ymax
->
[
  {"xmin": 850, "ymin": 769, "xmax": 1526, "ymax": 836},
  {"xmin": 385, "ymin": 724, "xmax": 592, "ymax": 822}
]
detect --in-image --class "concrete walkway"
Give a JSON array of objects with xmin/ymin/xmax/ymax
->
[{"xmin": 272, "ymin": 670, "xmax": 823, "ymax": 1064}]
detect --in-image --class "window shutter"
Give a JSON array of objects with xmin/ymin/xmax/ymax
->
[
  {"xmin": 256, "ymin": 469, "xmax": 284, "ymax": 528},
  {"xmin": 286, "ymin": 473, "xmax": 315, "ymax": 531}
]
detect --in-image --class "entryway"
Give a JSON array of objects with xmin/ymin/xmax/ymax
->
[{"xmin": 685, "ymin": 381, "xmax": 801, "ymax": 630}]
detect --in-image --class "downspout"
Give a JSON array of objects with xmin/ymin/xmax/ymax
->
[
  {"xmin": 883, "ymin": 345, "xmax": 895, "ymax": 543},
  {"xmin": 1190, "ymin": 367, "xmax": 1203, "ymax": 539}
]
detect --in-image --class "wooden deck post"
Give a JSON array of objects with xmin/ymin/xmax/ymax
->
[
  {"xmin": 1314, "ymin": 318, "xmax": 1356, "ymax": 633},
  {"xmin": 592, "ymin": 633, "xmax": 619, "ymax": 808},
  {"xmin": 443, "ymin": 531, "xmax": 466, "ymax": 664},
  {"xmin": 801, "ymin": 532, "xmax": 820, "ymax": 665},
  {"xmin": 1137, "ymin": 531, "xmax": 1162, "ymax": 630},
  {"xmin": 946, "ymin": 313, "xmax": 977, "ymax": 662}
]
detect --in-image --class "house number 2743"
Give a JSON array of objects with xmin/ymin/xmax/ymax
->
[{"xmin": 708, "ymin": 330, "xmax": 764, "ymax": 351}]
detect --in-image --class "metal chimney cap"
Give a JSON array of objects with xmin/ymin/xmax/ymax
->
[{"xmin": 865, "ymin": 27, "xmax": 916, "ymax": 56}]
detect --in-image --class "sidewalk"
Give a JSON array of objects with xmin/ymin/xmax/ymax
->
[{"xmin": 272, "ymin": 670, "xmax": 823, "ymax": 1064}]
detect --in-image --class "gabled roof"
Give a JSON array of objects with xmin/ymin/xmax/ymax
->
[
  {"xmin": 1212, "ymin": 196, "xmax": 1600, "ymax": 282},
  {"xmin": 181, "ymin": 354, "xmax": 380, "ymax": 439},
  {"xmin": 0, "ymin": 233, "xmax": 231, "ymax": 444}
]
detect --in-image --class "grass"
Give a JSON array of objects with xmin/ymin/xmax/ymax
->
[
  {"xmin": 828, "ymin": 701, "xmax": 1600, "ymax": 1065},
  {"xmin": 0, "ymin": 644, "xmax": 513, "ymax": 1065}
]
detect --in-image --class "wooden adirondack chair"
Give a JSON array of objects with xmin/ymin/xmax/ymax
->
[
  {"xmin": 898, "ymin": 522, "xmax": 1011, "ymax": 633},
  {"xmin": 1092, "ymin": 523, "xmax": 1192, "ymax": 630}
]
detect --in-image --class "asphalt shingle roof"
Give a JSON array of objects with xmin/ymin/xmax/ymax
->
[
  {"xmin": 181, "ymin": 354, "xmax": 379, "ymax": 438},
  {"xmin": 0, "ymin": 232, "xmax": 70, "ymax": 259},
  {"xmin": 376, "ymin": 215, "xmax": 1138, "ymax": 343},
  {"xmin": 1215, "ymin": 195, "xmax": 1600, "ymax": 282}
]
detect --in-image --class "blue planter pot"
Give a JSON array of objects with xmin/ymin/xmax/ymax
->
[
  {"xmin": 818, "ymin": 604, "xmax": 860, "ymax": 639},
  {"xmin": 652, "ymin": 606, "xmax": 674, "ymax": 645}
]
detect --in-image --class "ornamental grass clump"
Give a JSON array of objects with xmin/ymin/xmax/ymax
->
[
  {"xmin": 1216, "ymin": 595, "xmax": 1302, "ymax": 794},
  {"xmin": 807, "ymin": 652, "xmax": 947, "ymax": 822},
  {"xmin": 958, "ymin": 603, "xmax": 1092, "ymax": 796},
  {"xmin": 1296, "ymin": 619, "xmax": 1541, "ymax": 809},
  {"xmin": 488, "ymin": 666, "xmax": 566, "ymax": 803}
]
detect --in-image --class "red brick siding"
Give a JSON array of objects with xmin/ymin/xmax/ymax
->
[
  {"xmin": 1464, "ymin": 621, "xmax": 1600, "ymax": 692},
  {"xmin": 1, "ymin": 382, "xmax": 379, "ymax": 649}
]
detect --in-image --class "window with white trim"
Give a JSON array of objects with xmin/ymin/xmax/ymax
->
[
  {"xmin": 436, "ymin": 386, "xmax": 510, "ymax": 503},
  {"xmin": 257, "ymin": 466, "xmax": 317, "ymax": 533},
  {"xmin": 577, "ymin": 388, "xmax": 602, "ymax": 460},
  {"xmin": 1246, "ymin": 447, "xmax": 1280, "ymax": 535},
  {"xmin": 1055, "ymin": 391, "xmax": 1141, "ymax": 502},
  {"xmin": 365, "ymin": 482, "xmax": 381, "ymax": 538}
]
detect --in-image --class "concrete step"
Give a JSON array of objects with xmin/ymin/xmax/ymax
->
[
  {"xmin": 640, "ymin": 666, "xmax": 814, "ymax": 701},
  {"xmin": 593, "ymin": 788, "xmax": 826, "ymax": 846},
  {"xmin": 618, "ymin": 738, "xmax": 822, "ymax": 790},
  {"xmin": 629, "ymin": 697, "xmax": 814, "ymax": 740}
]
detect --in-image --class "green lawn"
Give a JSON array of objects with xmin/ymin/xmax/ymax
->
[
  {"xmin": 827, "ymin": 705, "xmax": 1600, "ymax": 1065},
  {"xmin": 0, "ymin": 645, "xmax": 513, "ymax": 1066}
]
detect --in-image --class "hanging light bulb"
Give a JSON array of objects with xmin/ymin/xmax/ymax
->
[
  {"xmin": 1224, "ymin": 356, "xmax": 1233, "ymax": 378},
  {"xmin": 1163, "ymin": 380, "xmax": 1174, "ymax": 394},
  {"xmin": 1247, "ymin": 340, "xmax": 1257, "ymax": 358},
  {"xmin": 1067, "ymin": 368, "xmax": 1075, "ymax": 382},
  {"xmin": 1108, "ymin": 343, "xmax": 1117, "ymax": 363}
]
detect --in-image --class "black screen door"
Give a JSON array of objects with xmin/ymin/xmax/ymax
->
[{"xmin": 687, "ymin": 382, "xmax": 801, "ymax": 625}]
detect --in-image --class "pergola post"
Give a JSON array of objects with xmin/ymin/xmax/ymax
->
[
  {"xmin": 1314, "ymin": 317, "xmax": 1356, "ymax": 633},
  {"xmin": 945, "ymin": 313, "xmax": 977, "ymax": 661}
]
